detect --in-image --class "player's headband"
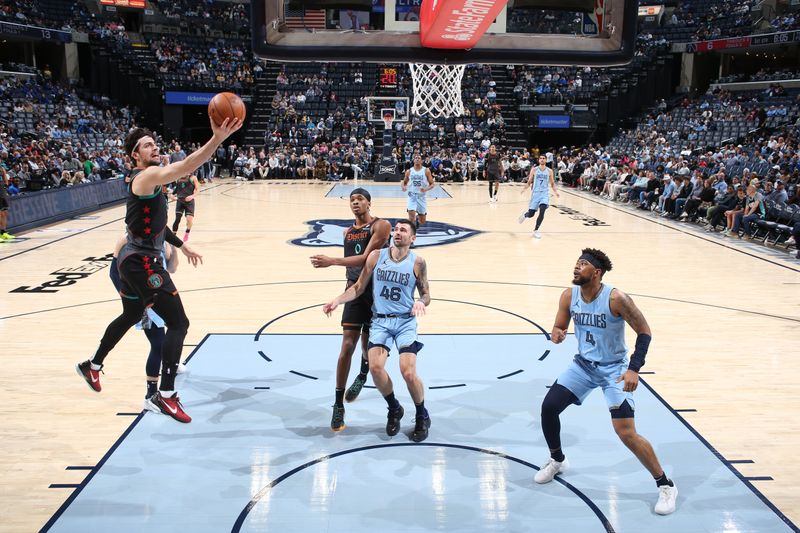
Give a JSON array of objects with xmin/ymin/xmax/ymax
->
[
  {"xmin": 579, "ymin": 252, "xmax": 604, "ymax": 270},
  {"xmin": 350, "ymin": 188, "xmax": 371, "ymax": 201},
  {"xmin": 130, "ymin": 135, "xmax": 150, "ymax": 156}
]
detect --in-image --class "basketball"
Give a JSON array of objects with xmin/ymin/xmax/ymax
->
[{"xmin": 208, "ymin": 92, "xmax": 246, "ymax": 126}]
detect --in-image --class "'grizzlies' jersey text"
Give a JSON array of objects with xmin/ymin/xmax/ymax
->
[
  {"xmin": 571, "ymin": 284, "xmax": 627, "ymax": 363},
  {"xmin": 372, "ymin": 248, "xmax": 417, "ymax": 315}
]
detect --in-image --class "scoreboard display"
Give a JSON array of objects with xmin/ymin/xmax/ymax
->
[{"xmin": 100, "ymin": 0, "xmax": 146, "ymax": 8}]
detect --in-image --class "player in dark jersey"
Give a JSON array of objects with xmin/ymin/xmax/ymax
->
[
  {"xmin": 75, "ymin": 118, "xmax": 241, "ymax": 423},
  {"xmin": 310, "ymin": 188, "xmax": 391, "ymax": 432},
  {"xmin": 0, "ymin": 164, "xmax": 14, "ymax": 241},
  {"xmin": 171, "ymin": 173, "xmax": 200, "ymax": 242}
]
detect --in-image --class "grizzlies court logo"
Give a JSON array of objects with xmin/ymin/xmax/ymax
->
[{"xmin": 291, "ymin": 219, "xmax": 482, "ymax": 248}]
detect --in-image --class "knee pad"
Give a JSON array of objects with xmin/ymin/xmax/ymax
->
[{"xmin": 542, "ymin": 383, "xmax": 577, "ymax": 415}]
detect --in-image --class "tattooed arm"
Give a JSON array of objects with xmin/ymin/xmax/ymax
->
[
  {"xmin": 413, "ymin": 256, "xmax": 430, "ymax": 316},
  {"xmin": 610, "ymin": 288, "xmax": 652, "ymax": 391}
]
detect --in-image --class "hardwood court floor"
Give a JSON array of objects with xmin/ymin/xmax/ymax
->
[{"xmin": 0, "ymin": 179, "xmax": 798, "ymax": 532}]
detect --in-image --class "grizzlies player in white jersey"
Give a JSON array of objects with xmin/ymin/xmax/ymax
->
[
  {"xmin": 518, "ymin": 155, "xmax": 559, "ymax": 238},
  {"xmin": 401, "ymin": 155, "xmax": 435, "ymax": 228},
  {"xmin": 323, "ymin": 219, "xmax": 432, "ymax": 442},
  {"xmin": 536, "ymin": 248, "xmax": 678, "ymax": 515}
]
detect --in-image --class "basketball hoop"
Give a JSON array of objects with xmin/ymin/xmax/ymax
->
[
  {"xmin": 382, "ymin": 113, "xmax": 394, "ymax": 131},
  {"xmin": 409, "ymin": 63, "xmax": 466, "ymax": 118}
]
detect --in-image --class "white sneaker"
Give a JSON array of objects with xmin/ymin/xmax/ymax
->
[
  {"xmin": 654, "ymin": 483, "xmax": 678, "ymax": 515},
  {"xmin": 534, "ymin": 457, "xmax": 568, "ymax": 483},
  {"xmin": 533, "ymin": 231, "xmax": 542, "ymax": 239},
  {"xmin": 143, "ymin": 396, "xmax": 160, "ymax": 412},
  {"xmin": 177, "ymin": 362, "xmax": 187, "ymax": 374},
  {"xmin": 679, "ymin": 212, "xmax": 688, "ymax": 219},
  {"xmin": 517, "ymin": 212, "xmax": 526, "ymax": 224},
  {"xmin": 786, "ymin": 237, "xmax": 796, "ymax": 246}
]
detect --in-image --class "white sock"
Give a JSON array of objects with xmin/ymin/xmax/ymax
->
[
  {"xmin": 159, "ymin": 389, "xmax": 175, "ymax": 398},
  {"xmin": 90, "ymin": 362, "xmax": 102, "ymax": 371}
]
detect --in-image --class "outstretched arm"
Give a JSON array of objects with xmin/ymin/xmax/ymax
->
[
  {"xmin": 132, "ymin": 118, "xmax": 241, "ymax": 195},
  {"xmin": 323, "ymin": 249, "xmax": 379, "ymax": 316},
  {"xmin": 311, "ymin": 218, "xmax": 391, "ymax": 268},
  {"xmin": 412, "ymin": 256, "xmax": 430, "ymax": 316},
  {"xmin": 522, "ymin": 166, "xmax": 534, "ymax": 193}
]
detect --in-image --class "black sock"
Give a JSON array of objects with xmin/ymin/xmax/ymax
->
[
  {"xmin": 550, "ymin": 448, "xmax": 565, "ymax": 462},
  {"xmin": 654, "ymin": 472, "xmax": 673, "ymax": 487},
  {"xmin": 384, "ymin": 391, "xmax": 400, "ymax": 410},
  {"xmin": 359, "ymin": 356, "xmax": 369, "ymax": 376},
  {"xmin": 146, "ymin": 381, "xmax": 157, "ymax": 399},
  {"xmin": 334, "ymin": 388, "xmax": 345, "ymax": 407},
  {"xmin": 415, "ymin": 400, "xmax": 426, "ymax": 418},
  {"xmin": 185, "ymin": 228, "xmax": 191, "ymax": 233}
]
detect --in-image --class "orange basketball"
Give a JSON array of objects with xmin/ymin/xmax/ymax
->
[{"xmin": 208, "ymin": 92, "xmax": 246, "ymax": 126}]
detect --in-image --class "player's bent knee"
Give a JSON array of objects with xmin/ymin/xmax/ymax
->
[{"xmin": 541, "ymin": 383, "xmax": 576, "ymax": 415}]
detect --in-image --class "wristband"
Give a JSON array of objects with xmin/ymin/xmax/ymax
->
[{"xmin": 628, "ymin": 333, "xmax": 651, "ymax": 372}]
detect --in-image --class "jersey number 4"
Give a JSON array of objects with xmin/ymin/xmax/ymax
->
[
  {"xmin": 380, "ymin": 286, "xmax": 401, "ymax": 301},
  {"xmin": 585, "ymin": 331, "xmax": 596, "ymax": 346}
]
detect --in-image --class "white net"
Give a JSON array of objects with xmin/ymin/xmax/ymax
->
[{"xmin": 409, "ymin": 63, "xmax": 466, "ymax": 118}]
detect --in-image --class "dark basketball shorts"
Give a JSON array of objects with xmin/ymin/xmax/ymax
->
[
  {"xmin": 118, "ymin": 252, "xmax": 178, "ymax": 305},
  {"xmin": 341, "ymin": 280, "xmax": 373, "ymax": 332},
  {"xmin": 175, "ymin": 199, "xmax": 195, "ymax": 217},
  {"xmin": 0, "ymin": 195, "xmax": 8, "ymax": 211}
]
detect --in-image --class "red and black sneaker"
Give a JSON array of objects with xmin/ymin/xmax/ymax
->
[
  {"xmin": 76, "ymin": 360, "xmax": 102, "ymax": 392},
  {"xmin": 146, "ymin": 392, "xmax": 192, "ymax": 423}
]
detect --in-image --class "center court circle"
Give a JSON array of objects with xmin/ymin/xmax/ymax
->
[{"xmin": 234, "ymin": 443, "xmax": 613, "ymax": 532}]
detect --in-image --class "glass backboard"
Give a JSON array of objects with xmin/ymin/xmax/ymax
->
[{"xmin": 252, "ymin": 0, "xmax": 637, "ymax": 66}]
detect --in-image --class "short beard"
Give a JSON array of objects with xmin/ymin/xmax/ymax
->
[
  {"xmin": 572, "ymin": 276, "xmax": 589, "ymax": 286},
  {"xmin": 147, "ymin": 158, "xmax": 161, "ymax": 167}
]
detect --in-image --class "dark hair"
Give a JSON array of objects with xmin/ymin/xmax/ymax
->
[
  {"xmin": 396, "ymin": 218, "xmax": 417, "ymax": 235},
  {"xmin": 581, "ymin": 247, "xmax": 612, "ymax": 274},
  {"xmin": 124, "ymin": 128, "xmax": 155, "ymax": 157}
]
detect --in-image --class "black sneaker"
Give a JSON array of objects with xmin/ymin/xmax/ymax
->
[
  {"xmin": 386, "ymin": 405, "xmax": 404, "ymax": 436},
  {"xmin": 331, "ymin": 404, "xmax": 346, "ymax": 432},
  {"xmin": 345, "ymin": 374, "xmax": 367, "ymax": 402},
  {"xmin": 411, "ymin": 414, "xmax": 431, "ymax": 442}
]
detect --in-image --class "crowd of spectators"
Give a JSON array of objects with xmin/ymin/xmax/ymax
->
[
  {"xmin": 0, "ymin": 72, "xmax": 137, "ymax": 193},
  {"xmin": 150, "ymin": 35, "xmax": 255, "ymax": 89},
  {"xmin": 150, "ymin": 0, "xmax": 250, "ymax": 34}
]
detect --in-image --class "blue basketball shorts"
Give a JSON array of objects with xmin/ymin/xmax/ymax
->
[
  {"xmin": 529, "ymin": 193, "xmax": 550, "ymax": 211},
  {"xmin": 368, "ymin": 316, "xmax": 420, "ymax": 354},
  {"xmin": 556, "ymin": 355, "xmax": 635, "ymax": 411}
]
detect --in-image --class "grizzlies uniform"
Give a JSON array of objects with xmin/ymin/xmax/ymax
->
[
  {"xmin": 556, "ymin": 284, "xmax": 633, "ymax": 411},
  {"xmin": 341, "ymin": 218, "xmax": 387, "ymax": 330},
  {"xmin": 369, "ymin": 247, "xmax": 422, "ymax": 354},
  {"xmin": 406, "ymin": 167, "xmax": 428, "ymax": 215},
  {"xmin": 117, "ymin": 169, "xmax": 177, "ymax": 303},
  {"xmin": 530, "ymin": 166, "xmax": 551, "ymax": 210},
  {"xmin": 174, "ymin": 177, "xmax": 195, "ymax": 216}
]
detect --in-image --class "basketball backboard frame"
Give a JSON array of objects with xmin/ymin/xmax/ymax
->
[{"xmin": 251, "ymin": 0, "xmax": 637, "ymax": 66}]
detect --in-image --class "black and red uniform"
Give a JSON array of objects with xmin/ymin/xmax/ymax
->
[{"xmin": 341, "ymin": 218, "xmax": 387, "ymax": 331}]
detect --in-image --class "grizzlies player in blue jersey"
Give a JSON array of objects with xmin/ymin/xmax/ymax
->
[
  {"xmin": 310, "ymin": 188, "xmax": 391, "ymax": 432},
  {"xmin": 401, "ymin": 155, "xmax": 435, "ymax": 228},
  {"xmin": 536, "ymin": 248, "xmax": 678, "ymax": 515},
  {"xmin": 75, "ymin": 117, "xmax": 240, "ymax": 423},
  {"xmin": 323, "ymin": 219, "xmax": 432, "ymax": 442},
  {"xmin": 518, "ymin": 155, "xmax": 559, "ymax": 239}
]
